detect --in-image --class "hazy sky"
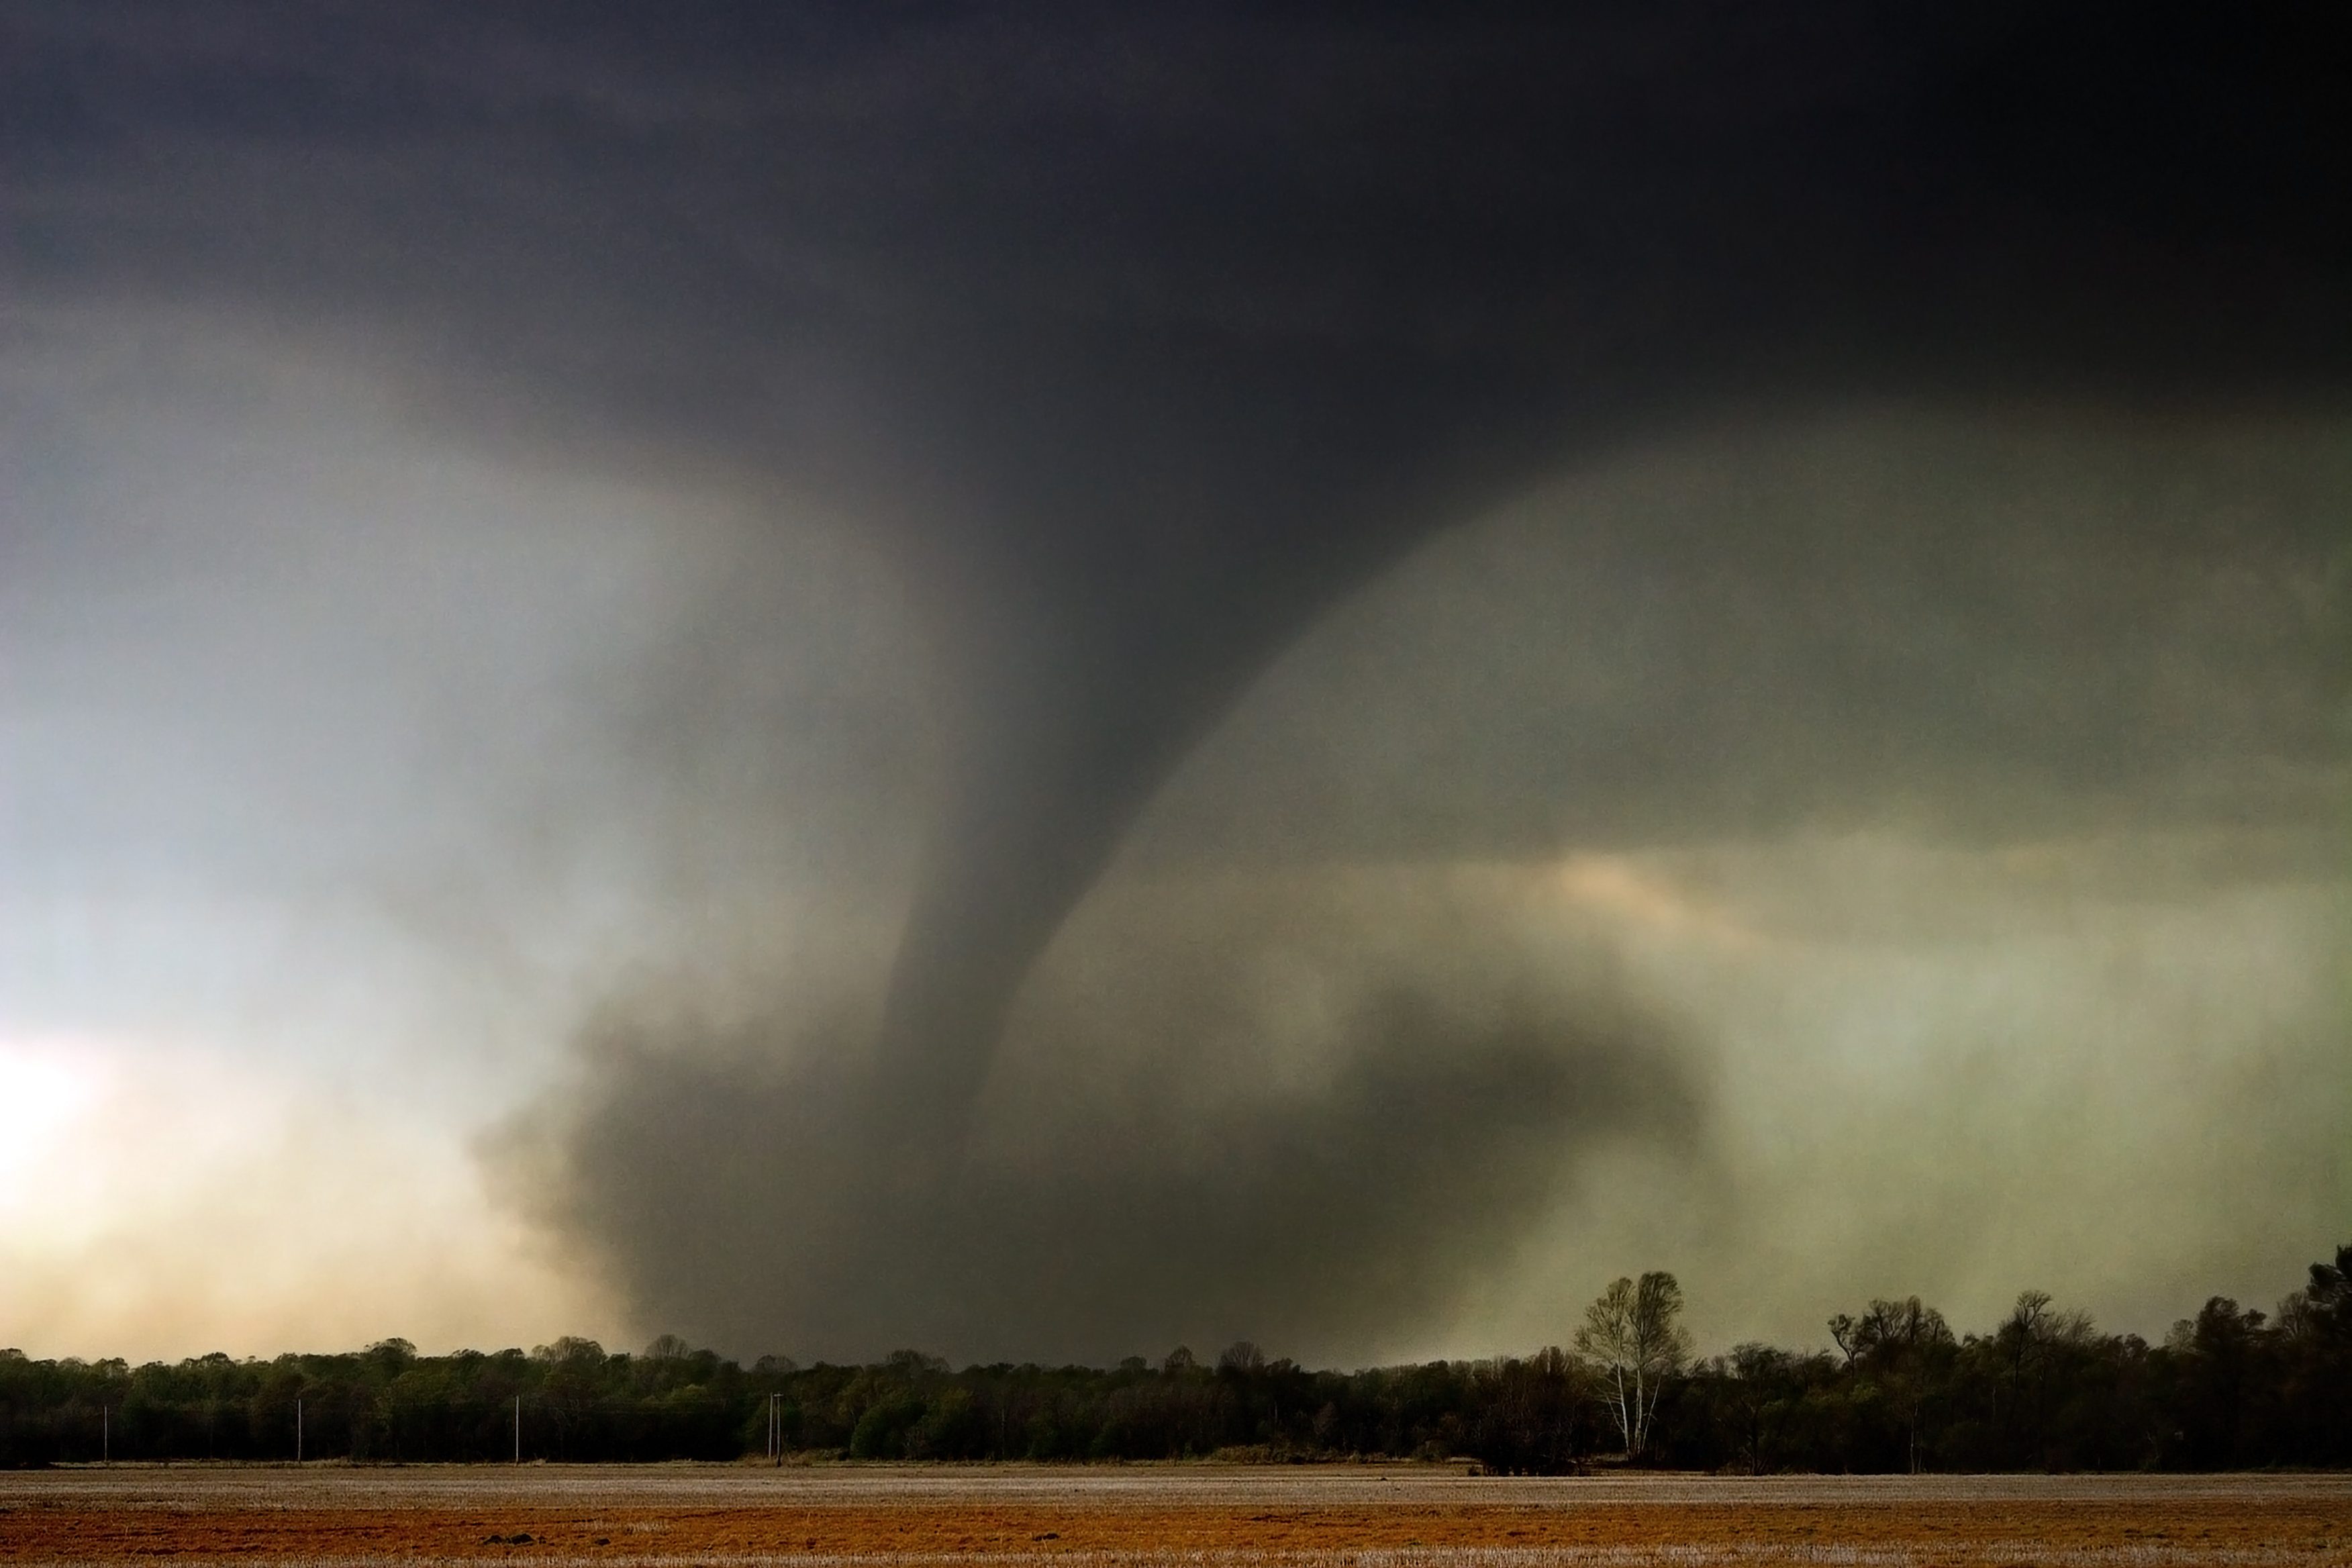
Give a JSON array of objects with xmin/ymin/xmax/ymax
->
[{"xmin": 2, "ymin": 5, "xmax": 2346, "ymax": 1365}]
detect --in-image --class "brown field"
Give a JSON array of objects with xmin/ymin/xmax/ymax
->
[{"xmin": 3, "ymin": 1466, "xmax": 2347, "ymax": 1568}]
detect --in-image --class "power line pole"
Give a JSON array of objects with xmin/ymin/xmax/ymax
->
[
  {"xmin": 103, "ymin": 1405, "xmax": 109, "ymax": 1464},
  {"xmin": 513, "ymin": 1395, "xmax": 521, "ymax": 1464},
  {"xmin": 297, "ymin": 1397, "xmax": 303, "ymax": 1464}
]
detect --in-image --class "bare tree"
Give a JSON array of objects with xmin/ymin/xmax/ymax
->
[{"xmin": 1575, "ymin": 1272, "xmax": 1693, "ymax": 1461}]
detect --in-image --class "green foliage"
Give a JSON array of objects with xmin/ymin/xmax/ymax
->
[
  {"xmin": 1661, "ymin": 1251, "xmax": 2352, "ymax": 1473},
  {"xmin": 3, "ymin": 1243, "xmax": 2347, "ymax": 1470},
  {"xmin": 848, "ymin": 1393, "xmax": 926, "ymax": 1458}
]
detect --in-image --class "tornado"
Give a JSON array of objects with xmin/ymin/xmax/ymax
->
[
  {"xmin": 839, "ymin": 4, "xmax": 2352, "ymax": 1153},
  {"xmin": 11, "ymin": 3, "xmax": 2349, "ymax": 1356}
]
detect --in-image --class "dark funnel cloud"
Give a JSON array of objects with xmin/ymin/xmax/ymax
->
[{"xmin": 10, "ymin": 5, "xmax": 2349, "ymax": 1357}]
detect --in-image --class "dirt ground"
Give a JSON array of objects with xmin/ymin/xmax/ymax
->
[{"xmin": 3, "ymin": 1466, "xmax": 2347, "ymax": 1567}]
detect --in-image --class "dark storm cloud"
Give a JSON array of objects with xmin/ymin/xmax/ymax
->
[
  {"xmin": 9, "ymin": 5, "xmax": 2349, "ymax": 1355},
  {"xmin": 503, "ymin": 875, "xmax": 1704, "ymax": 1365},
  {"xmin": 1132, "ymin": 412, "xmax": 2352, "ymax": 867}
]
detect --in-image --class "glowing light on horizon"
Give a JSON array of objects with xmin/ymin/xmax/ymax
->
[
  {"xmin": 0, "ymin": 1032, "xmax": 622, "ymax": 1361},
  {"xmin": 0, "ymin": 1039, "xmax": 107, "ymax": 1208}
]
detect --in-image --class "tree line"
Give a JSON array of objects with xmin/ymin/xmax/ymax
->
[{"xmin": 4, "ymin": 1245, "xmax": 2345, "ymax": 1471}]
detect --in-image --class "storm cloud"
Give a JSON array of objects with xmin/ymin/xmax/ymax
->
[{"xmin": 3, "ymin": 5, "xmax": 2346, "ymax": 1360}]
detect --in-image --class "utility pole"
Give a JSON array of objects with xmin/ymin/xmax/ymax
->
[
  {"xmin": 297, "ymin": 1397, "xmax": 303, "ymax": 1464},
  {"xmin": 103, "ymin": 1405, "xmax": 109, "ymax": 1464},
  {"xmin": 513, "ymin": 1395, "xmax": 521, "ymax": 1464}
]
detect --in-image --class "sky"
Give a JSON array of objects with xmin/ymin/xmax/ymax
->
[{"xmin": 1, "ymin": 4, "xmax": 2347, "ymax": 1367}]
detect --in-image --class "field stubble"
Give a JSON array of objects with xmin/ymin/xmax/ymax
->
[{"xmin": 1, "ymin": 1467, "xmax": 2346, "ymax": 1568}]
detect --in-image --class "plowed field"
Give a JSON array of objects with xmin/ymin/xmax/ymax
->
[{"xmin": 3, "ymin": 1467, "xmax": 2345, "ymax": 1567}]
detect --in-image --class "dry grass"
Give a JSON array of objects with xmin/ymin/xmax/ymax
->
[{"xmin": 3, "ymin": 1467, "xmax": 2346, "ymax": 1567}]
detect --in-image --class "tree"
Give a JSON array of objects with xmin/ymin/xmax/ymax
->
[
  {"xmin": 1830, "ymin": 1297, "xmax": 1949, "ymax": 1367},
  {"xmin": 1720, "ymin": 1342, "xmax": 1804, "ymax": 1474},
  {"xmin": 2171, "ymin": 1296, "xmax": 2269, "ymax": 1467},
  {"xmin": 1575, "ymin": 1272, "xmax": 1693, "ymax": 1461},
  {"xmin": 1216, "ymin": 1341, "xmax": 1265, "ymax": 1375},
  {"xmin": 1994, "ymin": 1289, "xmax": 2094, "ymax": 1466},
  {"xmin": 1829, "ymin": 1297, "xmax": 1952, "ymax": 1471},
  {"xmin": 2298, "ymin": 1243, "xmax": 2352, "ymax": 1340}
]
